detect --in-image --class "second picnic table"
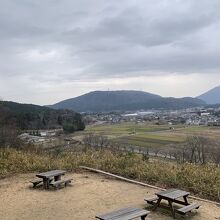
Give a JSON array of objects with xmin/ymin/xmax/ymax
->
[
  {"xmin": 145, "ymin": 188, "xmax": 200, "ymax": 218},
  {"xmin": 154, "ymin": 188, "xmax": 189, "ymax": 218},
  {"xmin": 36, "ymin": 170, "xmax": 66, "ymax": 189}
]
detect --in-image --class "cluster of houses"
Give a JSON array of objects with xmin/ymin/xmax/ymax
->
[
  {"xmin": 18, "ymin": 129, "xmax": 63, "ymax": 144},
  {"xmin": 83, "ymin": 107, "xmax": 220, "ymax": 126}
]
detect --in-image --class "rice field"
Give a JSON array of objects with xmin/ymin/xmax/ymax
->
[{"xmin": 84, "ymin": 122, "xmax": 220, "ymax": 149}]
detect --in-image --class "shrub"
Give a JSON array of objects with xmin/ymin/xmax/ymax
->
[{"xmin": 63, "ymin": 123, "xmax": 77, "ymax": 133}]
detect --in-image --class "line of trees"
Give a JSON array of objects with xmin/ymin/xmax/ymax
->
[
  {"xmin": 82, "ymin": 133, "xmax": 220, "ymax": 165},
  {"xmin": 171, "ymin": 136, "xmax": 220, "ymax": 164}
]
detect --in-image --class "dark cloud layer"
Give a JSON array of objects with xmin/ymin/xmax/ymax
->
[{"xmin": 0, "ymin": 0, "xmax": 220, "ymax": 104}]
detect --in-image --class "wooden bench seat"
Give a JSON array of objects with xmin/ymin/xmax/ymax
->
[
  {"xmin": 176, "ymin": 203, "xmax": 200, "ymax": 215},
  {"xmin": 144, "ymin": 196, "xmax": 158, "ymax": 205},
  {"xmin": 30, "ymin": 179, "xmax": 43, "ymax": 188},
  {"xmin": 30, "ymin": 178, "xmax": 53, "ymax": 188},
  {"xmin": 50, "ymin": 178, "xmax": 73, "ymax": 189},
  {"xmin": 96, "ymin": 207, "xmax": 150, "ymax": 220}
]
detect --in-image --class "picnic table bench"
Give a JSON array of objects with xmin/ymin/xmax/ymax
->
[
  {"xmin": 176, "ymin": 203, "xmax": 200, "ymax": 215},
  {"xmin": 50, "ymin": 178, "xmax": 73, "ymax": 189},
  {"xmin": 96, "ymin": 207, "xmax": 150, "ymax": 220},
  {"xmin": 30, "ymin": 179, "xmax": 43, "ymax": 188},
  {"xmin": 145, "ymin": 188, "xmax": 200, "ymax": 219},
  {"xmin": 30, "ymin": 177, "xmax": 54, "ymax": 188}
]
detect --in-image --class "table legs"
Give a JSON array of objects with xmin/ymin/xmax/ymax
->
[
  {"xmin": 141, "ymin": 215, "xmax": 147, "ymax": 220},
  {"xmin": 152, "ymin": 197, "xmax": 176, "ymax": 219},
  {"xmin": 43, "ymin": 178, "xmax": 49, "ymax": 189},
  {"xmin": 54, "ymin": 175, "xmax": 61, "ymax": 181},
  {"xmin": 152, "ymin": 197, "xmax": 162, "ymax": 211},
  {"xmin": 183, "ymin": 196, "xmax": 189, "ymax": 205},
  {"xmin": 150, "ymin": 195, "xmax": 190, "ymax": 219},
  {"xmin": 168, "ymin": 200, "xmax": 175, "ymax": 219}
]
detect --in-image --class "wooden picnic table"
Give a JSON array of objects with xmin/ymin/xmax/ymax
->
[
  {"xmin": 36, "ymin": 170, "xmax": 66, "ymax": 189},
  {"xmin": 96, "ymin": 207, "xmax": 150, "ymax": 220},
  {"xmin": 145, "ymin": 188, "xmax": 200, "ymax": 218},
  {"xmin": 153, "ymin": 188, "xmax": 190, "ymax": 218}
]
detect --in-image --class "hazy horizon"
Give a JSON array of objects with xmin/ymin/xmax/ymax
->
[{"xmin": 1, "ymin": 0, "xmax": 220, "ymax": 105}]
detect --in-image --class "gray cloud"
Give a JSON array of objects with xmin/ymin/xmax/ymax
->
[{"xmin": 0, "ymin": 0, "xmax": 220, "ymax": 104}]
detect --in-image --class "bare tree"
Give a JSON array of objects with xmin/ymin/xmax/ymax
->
[
  {"xmin": 82, "ymin": 133, "xmax": 110, "ymax": 149},
  {"xmin": 185, "ymin": 136, "xmax": 209, "ymax": 164},
  {"xmin": 152, "ymin": 147, "xmax": 161, "ymax": 157},
  {"xmin": 210, "ymin": 141, "xmax": 220, "ymax": 165}
]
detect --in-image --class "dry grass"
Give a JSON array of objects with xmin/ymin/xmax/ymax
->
[{"xmin": 0, "ymin": 148, "xmax": 219, "ymax": 201}]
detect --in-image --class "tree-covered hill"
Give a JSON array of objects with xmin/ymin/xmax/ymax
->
[{"xmin": 0, "ymin": 101, "xmax": 85, "ymax": 131}]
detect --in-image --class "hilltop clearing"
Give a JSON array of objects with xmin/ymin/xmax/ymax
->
[{"xmin": 0, "ymin": 172, "xmax": 219, "ymax": 220}]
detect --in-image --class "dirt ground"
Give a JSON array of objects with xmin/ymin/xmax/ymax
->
[{"xmin": 0, "ymin": 172, "xmax": 219, "ymax": 220}]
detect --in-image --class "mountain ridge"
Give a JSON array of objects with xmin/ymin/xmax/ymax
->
[
  {"xmin": 49, "ymin": 90, "xmax": 205, "ymax": 112},
  {"xmin": 197, "ymin": 86, "xmax": 220, "ymax": 104}
]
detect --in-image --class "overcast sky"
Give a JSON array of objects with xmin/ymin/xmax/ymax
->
[{"xmin": 0, "ymin": 0, "xmax": 220, "ymax": 105}]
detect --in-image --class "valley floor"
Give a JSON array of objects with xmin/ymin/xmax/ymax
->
[{"xmin": 0, "ymin": 172, "xmax": 219, "ymax": 220}]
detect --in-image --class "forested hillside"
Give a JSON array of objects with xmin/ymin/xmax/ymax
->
[{"xmin": 0, "ymin": 101, "xmax": 85, "ymax": 131}]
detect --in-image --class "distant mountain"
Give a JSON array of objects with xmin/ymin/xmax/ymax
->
[
  {"xmin": 197, "ymin": 86, "xmax": 220, "ymax": 104},
  {"xmin": 49, "ymin": 90, "xmax": 205, "ymax": 112},
  {"xmin": 0, "ymin": 101, "xmax": 85, "ymax": 131}
]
